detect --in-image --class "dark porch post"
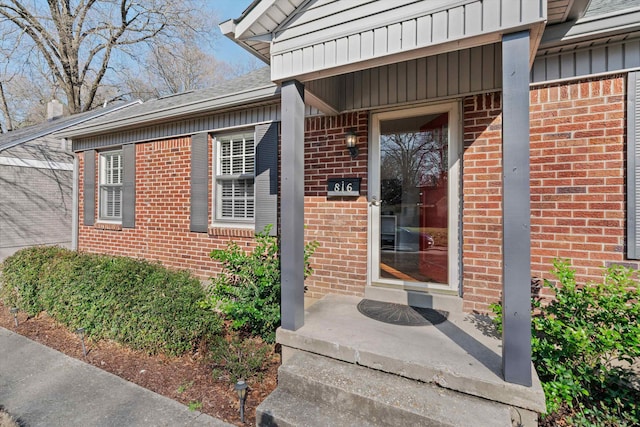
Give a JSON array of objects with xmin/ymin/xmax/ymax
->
[
  {"xmin": 501, "ymin": 31, "xmax": 532, "ymax": 386},
  {"xmin": 280, "ymin": 79, "xmax": 305, "ymax": 331}
]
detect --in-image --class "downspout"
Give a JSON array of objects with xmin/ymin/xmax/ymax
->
[{"xmin": 71, "ymin": 151, "xmax": 79, "ymax": 251}]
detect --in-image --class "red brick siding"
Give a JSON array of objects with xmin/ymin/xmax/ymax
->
[
  {"xmin": 462, "ymin": 75, "xmax": 627, "ymax": 312},
  {"xmin": 78, "ymin": 76, "xmax": 628, "ymax": 312},
  {"xmin": 304, "ymin": 112, "xmax": 369, "ymax": 297},
  {"xmin": 462, "ymin": 93, "xmax": 504, "ymax": 312},
  {"xmin": 78, "ymin": 112, "xmax": 370, "ymax": 297},
  {"xmin": 529, "ymin": 75, "xmax": 626, "ymax": 285},
  {"xmin": 78, "ymin": 136, "xmax": 252, "ymax": 280}
]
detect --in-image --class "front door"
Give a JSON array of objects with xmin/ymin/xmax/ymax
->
[{"xmin": 369, "ymin": 103, "xmax": 460, "ymax": 294}]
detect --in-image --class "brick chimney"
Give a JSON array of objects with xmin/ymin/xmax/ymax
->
[{"xmin": 47, "ymin": 99, "xmax": 64, "ymax": 121}]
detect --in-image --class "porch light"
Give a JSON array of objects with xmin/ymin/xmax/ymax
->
[
  {"xmin": 235, "ymin": 379, "xmax": 248, "ymax": 423},
  {"xmin": 10, "ymin": 307, "xmax": 18, "ymax": 327},
  {"xmin": 345, "ymin": 129, "xmax": 359, "ymax": 159},
  {"xmin": 76, "ymin": 327, "xmax": 87, "ymax": 357}
]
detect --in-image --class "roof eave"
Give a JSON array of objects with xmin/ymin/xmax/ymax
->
[
  {"xmin": 540, "ymin": 6, "xmax": 640, "ymax": 49},
  {"xmin": 0, "ymin": 100, "xmax": 142, "ymax": 152},
  {"xmin": 58, "ymin": 85, "xmax": 281, "ymax": 139},
  {"xmin": 219, "ymin": 19, "xmax": 271, "ymax": 64}
]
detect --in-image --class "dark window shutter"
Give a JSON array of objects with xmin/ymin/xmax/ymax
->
[
  {"xmin": 255, "ymin": 122, "xmax": 279, "ymax": 236},
  {"xmin": 628, "ymin": 72, "xmax": 640, "ymax": 259},
  {"xmin": 191, "ymin": 133, "xmax": 209, "ymax": 233},
  {"xmin": 122, "ymin": 144, "xmax": 136, "ymax": 228},
  {"xmin": 83, "ymin": 150, "xmax": 95, "ymax": 226}
]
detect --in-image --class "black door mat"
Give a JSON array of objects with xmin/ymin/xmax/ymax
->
[{"xmin": 357, "ymin": 299, "xmax": 449, "ymax": 326}]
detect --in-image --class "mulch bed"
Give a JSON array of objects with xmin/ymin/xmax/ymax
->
[{"xmin": 0, "ymin": 303, "xmax": 278, "ymax": 426}]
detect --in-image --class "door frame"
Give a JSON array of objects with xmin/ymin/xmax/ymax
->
[{"xmin": 367, "ymin": 101, "xmax": 462, "ymax": 295}]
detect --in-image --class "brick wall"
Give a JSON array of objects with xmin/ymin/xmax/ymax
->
[
  {"xmin": 462, "ymin": 74, "xmax": 627, "ymax": 312},
  {"xmin": 304, "ymin": 112, "xmax": 369, "ymax": 297},
  {"xmin": 78, "ymin": 136, "xmax": 239, "ymax": 280},
  {"xmin": 78, "ymin": 112, "xmax": 370, "ymax": 297},
  {"xmin": 78, "ymin": 76, "xmax": 628, "ymax": 312},
  {"xmin": 529, "ymin": 75, "xmax": 627, "ymax": 283}
]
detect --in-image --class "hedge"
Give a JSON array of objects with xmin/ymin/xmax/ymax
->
[{"xmin": 0, "ymin": 246, "xmax": 222, "ymax": 356}]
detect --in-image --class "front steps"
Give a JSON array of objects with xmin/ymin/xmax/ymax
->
[
  {"xmin": 257, "ymin": 295, "xmax": 545, "ymax": 426},
  {"xmin": 257, "ymin": 351, "xmax": 516, "ymax": 427}
]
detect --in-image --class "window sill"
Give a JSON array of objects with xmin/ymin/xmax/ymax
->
[
  {"xmin": 95, "ymin": 222, "xmax": 123, "ymax": 231},
  {"xmin": 208, "ymin": 226, "xmax": 254, "ymax": 238}
]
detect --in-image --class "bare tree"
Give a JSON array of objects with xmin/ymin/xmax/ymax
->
[
  {"xmin": 120, "ymin": 36, "xmax": 234, "ymax": 100},
  {"xmin": 0, "ymin": 0, "xmax": 212, "ymax": 117}
]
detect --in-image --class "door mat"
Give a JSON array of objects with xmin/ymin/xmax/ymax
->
[{"xmin": 356, "ymin": 299, "xmax": 448, "ymax": 326}]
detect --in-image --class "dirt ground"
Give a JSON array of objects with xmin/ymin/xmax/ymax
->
[{"xmin": 0, "ymin": 303, "xmax": 278, "ymax": 426}]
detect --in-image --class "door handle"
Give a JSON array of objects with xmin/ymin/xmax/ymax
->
[{"xmin": 370, "ymin": 197, "xmax": 382, "ymax": 206}]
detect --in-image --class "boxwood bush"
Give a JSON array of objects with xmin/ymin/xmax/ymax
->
[
  {"xmin": 492, "ymin": 259, "xmax": 640, "ymax": 426},
  {"xmin": 0, "ymin": 246, "xmax": 222, "ymax": 356}
]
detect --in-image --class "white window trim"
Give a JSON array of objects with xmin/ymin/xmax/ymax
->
[
  {"xmin": 212, "ymin": 131, "xmax": 256, "ymax": 227},
  {"xmin": 98, "ymin": 149, "xmax": 123, "ymax": 222}
]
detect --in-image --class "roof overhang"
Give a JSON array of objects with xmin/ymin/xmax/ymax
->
[
  {"xmin": 540, "ymin": 5, "xmax": 640, "ymax": 50},
  {"xmin": 58, "ymin": 85, "xmax": 280, "ymax": 139},
  {"xmin": 222, "ymin": 0, "xmax": 548, "ymax": 84}
]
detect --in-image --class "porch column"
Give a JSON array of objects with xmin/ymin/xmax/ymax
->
[
  {"xmin": 280, "ymin": 79, "xmax": 305, "ymax": 331},
  {"xmin": 501, "ymin": 31, "xmax": 532, "ymax": 386}
]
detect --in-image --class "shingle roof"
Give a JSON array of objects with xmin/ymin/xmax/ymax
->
[
  {"xmin": 0, "ymin": 101, "xmax": 141, "ymax": 152},
  {"xmin": 583, "ymin": 0, "xmax": 640, "ymax": 18},
  {"xmin": 59, "ymin": 67, "xmax": 277, "ymax": 139}
]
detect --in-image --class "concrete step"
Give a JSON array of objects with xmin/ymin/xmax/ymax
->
[
  {"xmin": 256, "ymin": 389, "xmax": 377, "ymax": 427},
  {"xmin": 260, "ymin": 350, "xmax": 513, "ymax": 427}
]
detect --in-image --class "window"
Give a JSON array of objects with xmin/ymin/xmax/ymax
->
[
  {"xmin": 99, "ymin": 150, "xmax": 123, "ymax": 220},
  {"xmin": 215, "ymin": 132, "xmax": 255, "ymax": 222}
]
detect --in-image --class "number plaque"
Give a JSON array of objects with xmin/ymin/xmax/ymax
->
[{"xmin": 327, "ymin": 178, "xmax": 360, "ymax": 197}]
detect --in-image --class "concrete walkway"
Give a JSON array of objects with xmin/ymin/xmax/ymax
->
[{"xmin": 0, "ymin": 327, "xmax": 232, "ymax": 427}]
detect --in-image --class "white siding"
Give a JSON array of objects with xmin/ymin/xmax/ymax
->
[
  {"xmin": 532, "ymin": 38, "xmax": 640, "ymax": 83},
  {"xmin": 271, "ymin": 0, "xmax": 545, "ymax": 81}
]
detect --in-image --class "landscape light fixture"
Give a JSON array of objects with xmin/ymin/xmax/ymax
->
[
  {"xmin": 234, "ymin": 379, "xmax": 248, "ymax": 423},
  {"xmin": 76, "ymin": 327, "xmax": 87, "ymax": 357},
  {"xmin": 10, "ymin": 307, "xmax": 18, "ymax": 327},
  {"xmin": 345, "ymin": 129, "xmax": 359, "ymax": 159}
]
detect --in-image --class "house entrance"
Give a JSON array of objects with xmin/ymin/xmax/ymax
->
[{"xmin": 369, "ymin": 103, "xmax": 460, "ymax": 294}]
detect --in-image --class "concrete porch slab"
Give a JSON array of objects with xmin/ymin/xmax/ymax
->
[{"xmin": 276, "ymin": 294, "xmax": 546, "ymax": 414}]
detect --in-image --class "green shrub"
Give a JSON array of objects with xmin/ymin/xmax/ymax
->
[
  {"xmin": 0, "ymin": 246, "xmax": 69, "ymax": 315},
  {"xmin": 209, "ymin": 332, "xmax": 272, "ymax": 384},
  {"xmin": 204, "ymin": 226, "xmax": 319, "ymax": 343},
  {"xmin": 0, "ymin": 247, "xmax": 222, "ymax": 355},
  {"xmin": 492, "ymin": 259, "xmax": 640, "ymax": 426}
]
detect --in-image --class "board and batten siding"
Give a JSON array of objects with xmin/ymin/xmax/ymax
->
[
  {"xmin": 306, "ymin": 44, "xmax": 502, "ymax": 111},
  {"xmin": 72, "ymin": 104, "xmax": 281, "ymax": 152},
  {"xmin": 271, "ymin": 0, "xmax": 544, "ymax": 81},
  {"xmin": 532, "ymin": 38, "xmax": 640, "ymax": 83}
]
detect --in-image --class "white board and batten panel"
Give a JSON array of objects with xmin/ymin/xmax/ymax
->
[
  {"xmin": 271, "ymin": 0, "xmax": 545, "ymax": 81},
  {"xmin": 532, "ymin": 38, "xmax": 640, "ymax": 84}
]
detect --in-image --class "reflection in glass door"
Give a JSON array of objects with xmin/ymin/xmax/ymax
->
[{"xmin": 377, "ymin": 112, "xmax": 449, "ymax": 285}]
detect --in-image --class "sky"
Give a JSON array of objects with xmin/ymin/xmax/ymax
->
[{"xmin": 211, "ymin": 1, "xmax": 260, "ymax": 66}]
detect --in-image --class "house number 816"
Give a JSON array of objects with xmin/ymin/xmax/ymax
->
[{"xmin": 334, "ymin": 182, "xmax": 353, "ymax": 192}]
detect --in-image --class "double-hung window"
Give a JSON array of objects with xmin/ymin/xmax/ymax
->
[
  {"xmin": 215, "ymin": 132, "xmax": 255, "ymax": 223},
  {"xmin": 99, "ymin": 150, "xmax": 123, "ymax": 221}
]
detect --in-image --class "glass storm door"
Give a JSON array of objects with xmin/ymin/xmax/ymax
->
[{"xmin": 370, "ymin": 104, "xmax": 460, "ymax": 292}]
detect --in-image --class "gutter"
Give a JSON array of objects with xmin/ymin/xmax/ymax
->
[{"xmin": 59, "ymin": 85, "xmax": 280, "ymax": 139}]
